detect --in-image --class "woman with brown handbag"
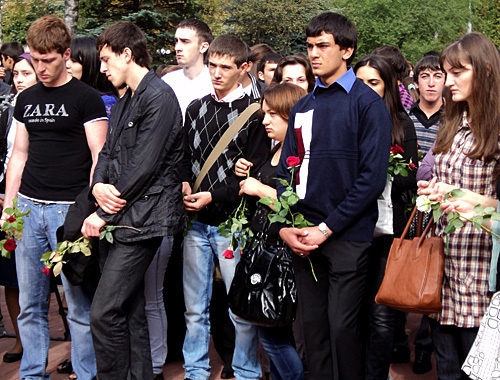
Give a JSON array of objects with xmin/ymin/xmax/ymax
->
[{"xmin": 417, "ymin": 32, "xmax": 500, "ymax": 380}]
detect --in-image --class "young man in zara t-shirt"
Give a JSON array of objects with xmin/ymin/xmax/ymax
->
[{"xmin": 3, "ymin": 15, "xmax": 107, "ymax": 380}]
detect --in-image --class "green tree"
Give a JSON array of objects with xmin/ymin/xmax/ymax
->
[
  {"xmin": 1, "ymin": 0, "xmax": 64, "ymax": 44},
  {"xmin": 473, "ymin": 0, "xmax": 500, "ymax": 47},
  {"xmin": 338, "ymin": 0, "xmax": 470, "ymax": 64},
  {"xmin": 227, "ymin": 0, "xmax": 329, "ymax": 54}
]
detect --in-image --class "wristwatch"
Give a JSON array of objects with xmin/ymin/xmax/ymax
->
[{"xmin": 318, "ymin": 222, "xmax": 332, "ymax": 239}]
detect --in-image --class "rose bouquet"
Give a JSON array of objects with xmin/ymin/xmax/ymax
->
[{"xmin": 387, "ymin": 144, "xmax": 415, "ymax": 181}]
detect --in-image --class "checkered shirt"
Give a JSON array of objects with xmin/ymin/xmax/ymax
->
[{"xmin": 432, "ymin": 117, "xmax": 500, "ymax": 327}]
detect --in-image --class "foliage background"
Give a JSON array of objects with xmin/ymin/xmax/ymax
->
[{"xmin": 0, "ymin": 0, "xmax": 498, "ymax": 66}]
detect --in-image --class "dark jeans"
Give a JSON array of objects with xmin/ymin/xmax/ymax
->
[
  {"xmin": 365, "ymin": 235, "xmax": 395, "ymax": 380},
  {"xmin": 415, "ymin": 315, "xmax": 433, "ymax": 354},
  {"xmin": 257, "ymin": 325, "xmax": 305, "ymax": 380},
  {"xmin": 292, "ymin": 239, "xmax": 370, "ymax": 380},
  {"xmin": 429, "ymin": 318, "xmax": 478, "ymax": 380},
  {"xmin": 90, "ymin": 237, "xmax": 162, "ymax": 380}
]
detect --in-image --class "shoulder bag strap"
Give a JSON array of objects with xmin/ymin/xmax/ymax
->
[{"xmin": 192, "ymin": 102, "xmax": 260, "ymax": 193}]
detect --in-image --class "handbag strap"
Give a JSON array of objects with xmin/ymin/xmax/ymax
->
[{"xmin": 192, "ymin": 102, "xmax": 260, "ymax": 193}]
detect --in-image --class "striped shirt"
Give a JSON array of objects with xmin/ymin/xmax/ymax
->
[
  {"xmin": 409, "ymin": 102, "xmax": 443, "ymax": 156},
  {"xmin": 432, "ymin": 116, "xmax": 500, "ymax": 327}
]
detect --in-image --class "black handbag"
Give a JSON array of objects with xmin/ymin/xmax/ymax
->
[{"xmin": 228, "ymin": 224, "xmax": 297, "ymax": 328}]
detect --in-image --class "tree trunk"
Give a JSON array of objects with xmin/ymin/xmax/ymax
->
[{"xmin": 64, "ymin": 0, "xmax": 79, "ymax": 37}]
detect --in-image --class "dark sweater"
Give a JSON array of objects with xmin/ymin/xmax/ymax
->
[
  {"xmin": 183, "ymin": 93, "xmax": 270, "ymax": 226},
  {"xmin": 278, "ymin": 69, "xmax": 392, "ymax": 242}
]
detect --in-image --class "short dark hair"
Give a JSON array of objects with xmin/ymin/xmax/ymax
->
[
  {"xmin": 27, "ymin": 15, "xmax": 71, "ymax": 55},
  {"xmin": 306, "ymin": 12, "xmax": 357, "ymax": 65},
  {"xmin": 177, "ymin": 19, "xmax": 213, "ymax": 45},
  {"xmin": 208, "ymin": 35, "xmax": 248, "ymax": 67},
  {"xmin": 257, "ymin": 53, "xmax": 283, "ymax": 74},
  {"xmin": 96, "ymin": 21, "xmax": 151, "ymax": 69},
  {"xmin": 413, "ymin": 55, "xmax": 444, "ymax": 83},
  {"xmin": 371, "ymin": 44, "xmax": 409, "ymax": 81},
  {"xmin": 1, "ymin": 42, "xmax": 24, "ymax": 60}
]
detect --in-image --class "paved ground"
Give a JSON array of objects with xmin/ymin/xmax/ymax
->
[{"xmin": 0, "ymin": 287, "xmax": 437, "ymax": 379}]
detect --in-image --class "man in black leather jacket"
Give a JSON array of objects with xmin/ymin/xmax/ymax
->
[{"xmin": 81, "ymin": 21, "xmax": 184, "ymax": 380}]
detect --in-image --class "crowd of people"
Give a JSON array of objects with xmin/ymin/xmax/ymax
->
[{"xmin": 0, "ymin": 9, "xmax": 499, "ymax": 380}]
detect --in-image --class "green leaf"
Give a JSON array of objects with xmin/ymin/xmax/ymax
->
[
  {"xmin": 450, "ymin": 189, "xmax": 465, "ymax": 198},
  {"xmin": 3, "ymin": 207, "xmax": 13, "ymax": 215},
  {"xmin": 451, "ymin": 218, "xmax": 464, "ymax": 228},
  {"xmin": 288, "ymin": 193, "xmax": 299, "ymax": 206},
  {"xmin": 445, "ymin": 224, "xmax": 456, "ymax": 234},
  {"xmin": 100, "ymin": 230, "xmax": 106, "ymax": 240},
  {"xmin": 474, "ymin": 204, "xmax": 484, "ymax": 215},
  {"xmin": 273, "ymin": 200, "xmax": 281, "ymax": 212},
  {"xmin": 492, "ymin": 213, "xmax": 500, "ymax": 221},
  {"xmin": 70, "ymin": 244, "xmax": 81, "ymax": 253},
  {"xmin": 231, "ymin": 223, "xmax": 238, "ymax": 234},
  {"xmin": 484, "ymin": 207, "xmax": 496, "ymax": 214},
  {"xmin": 269, "ymin": 214, "xmax": 287, "ymax": 224},
  {"xmin": 259, "ymin": 197, "xmax": 274, "ymax": 206},
  {"xmin": 399, "ymin": 168, "xmax": 408, "ymax": 177},
  {"xmin": 81, "ymin": 245, "xmax": 91, "ymax": 256},
  {"xmin": 40, "ymin": 251, "xmax": 52, "ymax": 261},
  {"xmin": 282, "ymin": 190, "xmax": 292, "ymax": 198},
  {"xmin": 277, "ymin": 178, "xmax": 288, "ymax": 186},
  {"xmin": 278, "ymin": 208, "xmax": 288, "ymax": 218},
  {"xmin": 105, "ymin": 232, "xmax": 113, "ymax": 244},
  {"xmin": 106, "ymin": 225, "xmax": 116, "ymax": 231},
  {"xmin": 53, "ymin": 262, "xmax": 63, "ymax": 277},
  {"xmin": 433, "ymin": 206, "xmax": 443, "ymax": 222}
]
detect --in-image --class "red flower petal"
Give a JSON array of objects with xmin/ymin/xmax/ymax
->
[
  {"xmin": 41, "ymin": 266, "xmax": 51, "ymax": 276},
  {"xmin": 222, "ymin": 249, "xmax": 234, "ymax": 259}
]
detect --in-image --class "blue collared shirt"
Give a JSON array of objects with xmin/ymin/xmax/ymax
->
[{"xmin": 312, "ymin": 68, "xmax": 356, "ymax": 99}]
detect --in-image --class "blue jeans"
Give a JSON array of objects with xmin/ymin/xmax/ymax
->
[
  {"xmin": 182, "ymin": 221, "xmax": 261, "ymax": 380},
  {"xmin": 15, "ymin": 195, "xmax": 96, "ymax": 380},
  {"xmin": 257, "ymin": 326, "xmax": 305, "ymax": 380},
  {"xmin": 145, "ymin": 236, "xmax": 173, "ymax": 375}
]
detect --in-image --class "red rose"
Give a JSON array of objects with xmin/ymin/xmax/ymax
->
[
  {"xmin": 390, "ymin": 145, "xmax": 404, "ymax": 155},
  {"xmin": 7, "ymin": 216, "xmax": 15, "ymax": 223},
  {"xmin": 41, "ymin": 265, "xmax": 51, "ymax": 276},
  {"xmin": 222, "ymin": 249, "xmax": 234, "ymax": 259},
  {"xmin": 3, "ymin": 238, "xmax": 16, "ymax": 252},
  {"xmin": 286, "ymin": 156, "xmax": 301, "ymax": 168},
  {"xmin": 409, "ymin": 162, "xmax": 416, "ymax": 169}
]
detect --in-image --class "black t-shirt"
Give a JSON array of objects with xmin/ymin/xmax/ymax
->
[{"xmin": 14, "ymin": 78, "xmax": 106, "ymax": 201}]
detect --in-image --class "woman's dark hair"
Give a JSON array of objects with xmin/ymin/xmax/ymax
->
[
  {"xmin": 354, "ymin": 54, "xmax": 405, "ymax": 145},
  {"xmin": 434, "ymin": 32, "xmax": 500, "ymax": 163},
  {"xmin": 71, "ymin": 37, "xmax": 117, "ymax": 97},
  {"xmin": 271, "ymin": 54, "xmax": 316, "ymax": 93}
]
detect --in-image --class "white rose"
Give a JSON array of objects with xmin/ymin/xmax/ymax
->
[{"xmin": 416, "ymin": 195, "xmax": 432, "ymax": 213}]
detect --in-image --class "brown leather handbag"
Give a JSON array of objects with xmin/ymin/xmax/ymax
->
[{"xmin": 375, "ymin": 206, "xmax": 445, "ymax": 314}]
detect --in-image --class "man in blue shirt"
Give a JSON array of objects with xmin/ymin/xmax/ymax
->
[{"xmin": 277, "ymin": 12, "xmax": 392, "ymax": 380}]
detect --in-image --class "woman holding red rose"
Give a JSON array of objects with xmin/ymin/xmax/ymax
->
[
  {"xmin": 354, "ymin": 54, "xmax": 418, "ymax": 380},
  {"xmin": 235, "ymin": 83, "xmax": 307, "ymax": 380}
]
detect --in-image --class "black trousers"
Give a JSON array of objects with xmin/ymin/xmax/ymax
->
[
  {"xmin": 291, "ymin": 238, "xmax": 370, "ymax": 380},
  {"xmin": 90, "ymin": 237, "xmax": 162, "ymax": 380}
]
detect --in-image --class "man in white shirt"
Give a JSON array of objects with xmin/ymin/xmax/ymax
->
[{"xmin": 162, "ymin": 19, "xmax": 214, "ymax": 120}]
